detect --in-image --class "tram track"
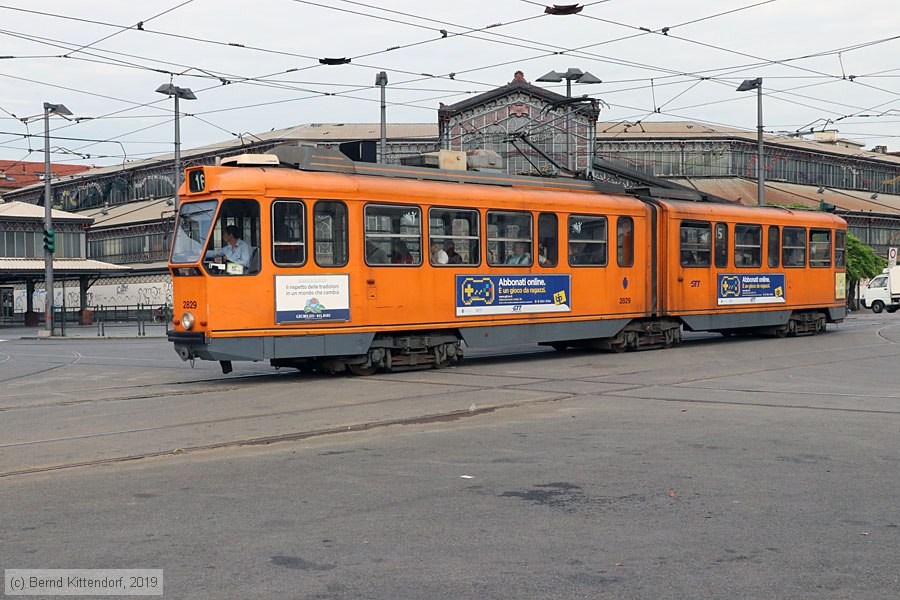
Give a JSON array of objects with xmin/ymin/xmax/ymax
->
[
  {"xmin": 1, "ymin": 324, "xmax": 893, "ymax": 409},
  {"xmin": 875, "ymin": 321, "xmax": 900, "ymax": 344},
  {"xmin": 0, "ymin": 351, "xmax": 82, "ymax": 384},
  {"xmin": 3, "ymin": 321, "xmax": 898, "ymax": 480},
  {"xmin": 6, "ymin": 349, "xmax": 900, "ymax": 480},
  {"xmin": 0, "ymin": 371, "xmax": 292, "ymax": 412},
  {"xmin": 0, "ymin": 396, "xmax": 562, "ymax": 479}
]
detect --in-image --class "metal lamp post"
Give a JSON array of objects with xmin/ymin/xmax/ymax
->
[
  {"xmin": 537, "ymin": 68, "xmax": 602, "ymax": 171},
  {"xmin": 155, "ymin": 84, "xmax": 197, "ymax": 210},
  {"xmin": 37, "ymin": 102, "xmax": 73, "ymax": 336},
  {"xmin": 737, "ymin": 78, "xmax": 765, "ymax": 206},
  {"xmin": 375, "ymin": 72, "xmax": 388, "ymax": 162}
]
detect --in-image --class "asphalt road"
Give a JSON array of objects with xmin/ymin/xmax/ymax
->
[{"xmin": 2, "ymin": 313, "xmax": 899, "ymax": 599}]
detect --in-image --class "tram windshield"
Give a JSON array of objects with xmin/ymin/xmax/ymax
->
[{"xmin": 171, "ymin": 200, "xmax": 217, "ymax": 264}]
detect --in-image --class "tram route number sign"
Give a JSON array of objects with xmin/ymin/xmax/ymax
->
[
  {"xmin": 456, "ymin": 274, "xmax": 572, "ymax": 316},
  {"xmin": 275, "ymin": 274, "xmax": 350, "ymax": 323},
  {"xmin": 188, "ymin": 168, "xmax": 205, "ymax": 193},
  {"xmin": 717, "ymin": 273, "xmax": 786, "ymax": 306}
]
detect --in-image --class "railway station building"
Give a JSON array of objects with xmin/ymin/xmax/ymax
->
[
  {"xmin": 2, "ymin": 71, "xmax": 900, "ymax": 319},
  {"xmin": 0, "ymin": 201, "xmax": 126, "ymax": 324}
]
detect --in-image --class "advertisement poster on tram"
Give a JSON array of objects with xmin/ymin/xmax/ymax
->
[
  {"xmin": 717, "ymin": 273, "xmax": 786, "ymax": 305},
  {"xmin": 275, "ymin": 275, "xmax": 350, "ymax": 323},
  {"xmin": 456, "ymin": 274, "xmax": 571, "ymax": 316}
]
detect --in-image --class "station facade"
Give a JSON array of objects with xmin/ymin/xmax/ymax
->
[{"xmin": 0, "ymin": 201, "xmax": 125, "ymax": 323}]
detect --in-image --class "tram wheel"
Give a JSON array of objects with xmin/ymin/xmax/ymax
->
[
  {"xmin": 550, "ymin": 342, "xmax": 568, "ymax": 352},
  {"xmin": 814, "ymin": 317, "xmax": 826, "ymax": 334},
  {"xmin": 348, "ymin": 363, "xmax": 378, "ymax": 376},
  {"xmin": 609, "ymin": 341, "xmax": 627, "ymax": 353}
]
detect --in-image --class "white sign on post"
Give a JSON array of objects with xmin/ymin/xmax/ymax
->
[{"xmin": 889, "ymin": 247, "xmax": 898, "ymax": 268}]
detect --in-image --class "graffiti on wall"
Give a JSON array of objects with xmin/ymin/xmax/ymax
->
[{"xmin": 12, "ymin": 278, "xmax": 173, "ymax": 312}]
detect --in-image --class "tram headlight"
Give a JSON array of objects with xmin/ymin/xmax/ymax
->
[{"xmin": 181, "ymin": 312, "xmax": 196, "ymax": 330}]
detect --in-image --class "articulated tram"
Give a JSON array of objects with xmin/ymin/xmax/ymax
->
[{"xmin": 167, "ymin": 146, "xmax": 846, "ymax": 374}]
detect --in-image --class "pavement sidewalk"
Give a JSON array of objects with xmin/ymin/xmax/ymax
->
[{"xmin": 0, "ymin": 322, "xmax": 169, "ymax": 340}]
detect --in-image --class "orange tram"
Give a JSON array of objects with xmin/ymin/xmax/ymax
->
[{"xmin": 167, "ymin": 146, "xmax": 847, "ymax": 375}]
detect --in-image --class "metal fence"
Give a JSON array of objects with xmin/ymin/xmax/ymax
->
[
  {"xmin": 2, "ymin": 304, "xmax": 174, "ymax": 336},
  {"xmin": 92, "ymin": 304, "xmax": 171, "ymax": 337}
]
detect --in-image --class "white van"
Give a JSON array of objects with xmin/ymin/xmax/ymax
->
[{"xmin": 861, "ymin": 267, "xmax": 900, "ymax": 313}]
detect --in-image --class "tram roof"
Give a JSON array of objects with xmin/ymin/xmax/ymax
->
[{"xmin": 262, "ymin": 145, "xmax": 634, "ymax": 196}]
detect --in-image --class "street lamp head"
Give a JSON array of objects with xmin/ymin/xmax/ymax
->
[
  {"xmin": 575, "ymin": 71, "xmax": 602, "ymax": 84},
  {"xmin": 375, "ymin": 71, "xmax": 388, "ymax": 86},
  {"xmin": 44, "ymin": 102, "xmax": 73, "ymax": 117},
  {"xmin": 538, "ymin": 69, "xmax": 601, "ymax": 85},
  {"xmin": 155, "ymin": 83, "xmax": 197, "ymax": 100},
  {"xmin": 536, "ymin": 70, "xmax": 564, "ymax": 83},
  {"xmin": 736, "ymin": 78, "xmax": 762, "ymax": 92}
]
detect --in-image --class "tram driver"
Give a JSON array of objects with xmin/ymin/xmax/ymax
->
[{"xmin": 205, "ymin": 225, "xmax": 252, "ymax": 270}]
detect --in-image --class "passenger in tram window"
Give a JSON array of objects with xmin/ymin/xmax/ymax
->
[
  {"xmin": 681, "ymin": 249, "xmax": 701, "ymax": 266},
  {"xmin": 430, "ymin": 240, "xmax": 449, "ymax": 265},
  {"xmin": 538, "ymin": 244, "xmax": 549, "ymax": 265},
  {"xmin": 506, "ymin": 241, "xmax": 532, "ymax": 265},
  {"xmin": 205, "ymin": 225, "xmax": 252, "ymax": 268},
  {"xmin": 445, "ymin": 241, "xmax": 462, "ymax": 264},
  {"xmin": 366, "ymin": 240, "xmax": 389, "ymax": 264},
  {"xmin": 569, "ymin": 242, "xmax": 585, "ymax": 265},
  {"xmin": 581, "ymin": 244, "xmax": 605, "ymax": 265},
  {"xmin": 391, "ymin": 240, "xmax": 414, "ymax": 264}
]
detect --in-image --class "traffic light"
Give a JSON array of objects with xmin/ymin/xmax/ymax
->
[{"xmin": 43, "ymin": 228, "xmax": 56, "ymax": 254}]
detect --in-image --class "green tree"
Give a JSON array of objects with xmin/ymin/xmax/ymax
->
[{"xmin": 846, "ymin": 232, "xmax": 886, "ymax": 310}]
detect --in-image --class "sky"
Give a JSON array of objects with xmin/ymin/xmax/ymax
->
[{"xmin": 1, "ymin": 0, "xmax": 899, "ymax": 168}]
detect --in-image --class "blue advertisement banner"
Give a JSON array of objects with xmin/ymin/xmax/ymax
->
[
  {"xmin": 717, "ymin": 273, "xmax": 786, "ymax": 305},
  {"xmin": 456, "ymin": 274, "xmax": 571, "ymax": 316}
]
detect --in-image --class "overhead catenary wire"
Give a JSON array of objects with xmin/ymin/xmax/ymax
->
[{"xmin": 0, "ymin": 2, "xmax": 898, "ymax": 168}]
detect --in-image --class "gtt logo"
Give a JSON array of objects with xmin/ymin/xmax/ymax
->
[{"xmin": 690, "ymin": 280, "xmax": 701, "ymax": 288}]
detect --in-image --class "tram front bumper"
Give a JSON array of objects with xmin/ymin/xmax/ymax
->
[{"xmin": 168, "ymin": 331, "xmax": 207, "ymax": 361}]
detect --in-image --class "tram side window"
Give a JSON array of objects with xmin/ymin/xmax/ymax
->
[
  {"xmin": 429, "ymin": 207, "xmax": 479, "ymax": 265},
  {"xmin": 679, "ymin": 222, "xmax": 711, "ymax": 267},
  {"xmin": 782, "ymin": 226, "xmax": 806, "ymax": 267},
  {"xmin": 768, "ymin": 225, "xmax": 780, "ymax": 268},
  {"xmin": 809, "ymin": 229, "xmax": 832, "ymax": 267},
  {"xmin": 364, "ymin": 204, "xmax": 422, "ymax": 266},
  {"xmin": 714, "ymin": 222, "xmax": 727, "ymax": 268},
  {"xmin": 203, "ymin": 198, "xmax": 260, "ymax": 276},
  {"xmin": 487, "ymin": 211, "xmax": 532, "ymax": 266},
  {"xmin": 734, "ymin": 224, "xmax": 762, "ymax": 267},
  {"xmin": 314, "ymin": 201, "xmax": 349, "ymax": 268},
  {"xmin": 569, "ymin": 215, "xmax": 607, "ymax": 266},
  {"xmin": 538, "ymin": 213, "xmax": 558, "ymax": 267},
  {"xmin": 272, "ymin": 200, "xmax": 305, "ymax": 266},
  {"xmin": 835, "ymin": 230, "xmax": 846, "ymax": 268},
  {"xmin": 618, "ymin": 216, "xmax": 634, "ymax": 267}
]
